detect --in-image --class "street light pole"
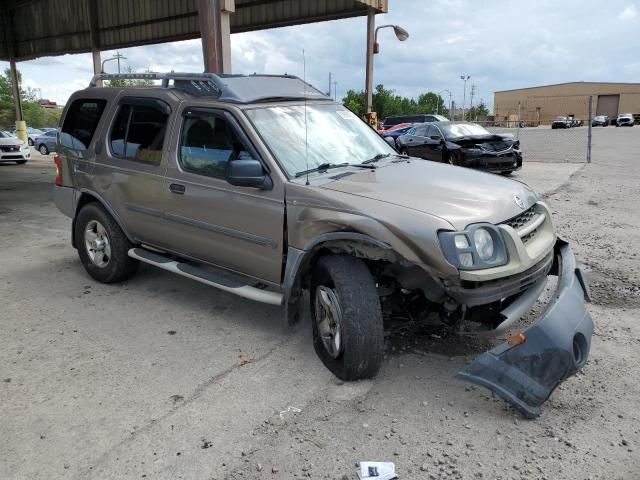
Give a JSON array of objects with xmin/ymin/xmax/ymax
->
[
  {"xmin": 437, "ymin": 89, "xmax": 451, "ymax": 116},
  {"xmin": 460, "ymin": 75, "xmax": 470, "ymax": 120},
  {"xmin": 363, "ymin": 9, "xmax": 409, "ymax": 126}
]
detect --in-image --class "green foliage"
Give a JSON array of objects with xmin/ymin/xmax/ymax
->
[
  {"xmin": 104, "ymin": 67, "xmax": 154, "ymax": 87},
  {"xmin": 465, "ymin": 101, "xmax": 489, "ymax": 121},
  {"xmin": 342, "ymin": 84, "xmax": 449, "ymax": 120},
  {"xmin": 0, "ymin": 68, "xmax": 62, "ymax": 129}
]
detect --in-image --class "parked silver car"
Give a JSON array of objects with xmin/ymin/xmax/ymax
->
[
  {"xmin": 34, "ymin": 130, "xmax": 57, "ymax": 155},
  {"xmin": 53, "ymin": 72, "xmax": 593, "ymax": 417}
]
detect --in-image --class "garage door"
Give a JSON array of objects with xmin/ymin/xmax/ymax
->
[{"xmin": 596, "ymin": 95, "xmax": 620, "ymax": 118}]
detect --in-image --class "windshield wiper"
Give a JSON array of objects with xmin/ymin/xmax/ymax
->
[
  {"xmin": 361, "ymin": 153, "xmax": 391, "ymax": 164},
  {"xmin": 295, "ymin": 162, "xmax": 350, "ymax": 178}
]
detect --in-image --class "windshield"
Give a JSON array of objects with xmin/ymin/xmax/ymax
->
[
  {"xmin": 245, "ymin": 104, "xmax": 396, "ymax": 177},
  {"xmin": 439, "ymin": 123, "xmax": 491, "ymax": 139}
]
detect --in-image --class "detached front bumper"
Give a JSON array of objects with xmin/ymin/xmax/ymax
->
[{"xmin": 456, "ymin": 240, "xmax": 593, "ymax": 418}]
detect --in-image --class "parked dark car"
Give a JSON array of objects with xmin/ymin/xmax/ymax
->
[
  {"xmin": 551, "ymin": 117, "xmax": 571, "ymax": 129},
  {"xmin": 381, "ymin": 114, "xmax": 448, "ymax": 132},
  {"xmin": 592, "ymin": 115, "xmax": 609, "ymax": 127},
  {"xmin": 396, "ymin": 121, "xmax": 522, "ymax": 174},
  {"xmin": 34, "ymin": 130, "xmax": 57, "ymax": 155},
  {"xmin": 616, "ymin": 113, "xmax": 634, "ymax": 127}
]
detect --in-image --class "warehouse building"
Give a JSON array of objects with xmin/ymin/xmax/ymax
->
[{"xmin": 494, "ymin": 82, "xmax": 640, "ymax": 125}]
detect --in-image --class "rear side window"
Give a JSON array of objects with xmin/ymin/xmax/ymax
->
[
  {"xmin": 60, "ymin": 99, "xmax": 107, "ymax": 151},
  {"xmin": 110, "ymin": 102, "xmax": 169, "ymax": 165}
]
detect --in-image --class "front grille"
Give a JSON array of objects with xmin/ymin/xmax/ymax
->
[
  {"xmin": 0, "ymin": 145, "xmax": 21, "ymax": 152},
  {"xmin": 503, "ymin": 205, "xmax": 536, "ymax": 230}
]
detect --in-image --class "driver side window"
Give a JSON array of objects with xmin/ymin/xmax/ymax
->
[
  {"xmin": 178, "ymin": 112, "xmax": 250, "ymax": 179},
  {"xmin": 413, "ymin": 125, "xmax": 428, "ymax": 137}
]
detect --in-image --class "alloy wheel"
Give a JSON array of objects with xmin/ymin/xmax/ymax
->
[
  {"xmin": 314, "ymin": 285, "xmax": 343, "ymax": 359},
  {"xmin": 84, "ymin": 220, "xmax": 111, "ymax": 268}
]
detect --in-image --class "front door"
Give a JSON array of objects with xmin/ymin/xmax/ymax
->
[
  {"xmin": 423, "ymin": 125, "xmax": 445, "ymax": 162},
  {"xmin": 162, "ymin": 107, "xmax": 285, "ymax": 285}
]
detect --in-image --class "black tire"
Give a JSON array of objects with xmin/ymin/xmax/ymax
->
[
  {"xmin": 16, "ymin": 160, "xmax": 27, "ymax": 165},
  {"xmin": 75, "ymin": 202, "xmax": 139, "ymax": 283},
  {"xmin": 447, "ymin": 151, "xmax": 458, "ymax": 165},
  {"xmin": 28, "ymin": 138, "xmax": 34, "ymax": 146},
  {"xmin": 38, "ymin": 144, "xmax": 49, "ymax": 155},
  {"xmin": 310, "ymin": 255, "xmax": 383, "ymax": 381}
]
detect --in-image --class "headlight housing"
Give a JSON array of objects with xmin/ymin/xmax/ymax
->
[{"xmin": 438, "ymin": 224, "xmax": 508, "ymax": 270}]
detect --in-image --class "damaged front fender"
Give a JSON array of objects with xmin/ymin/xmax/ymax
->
[{"xmin": 456, "ymin": 241, "xmax": 594, "ymax": 418}]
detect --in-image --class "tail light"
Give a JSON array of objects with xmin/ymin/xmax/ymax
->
[{"xmin": 53, "ymin": 154, "xmax": 62, "ymax": 186}]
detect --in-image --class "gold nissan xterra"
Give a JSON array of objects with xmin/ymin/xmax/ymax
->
[{"xmin": 53, "ymin": 72, "xmax": 593, "ymax": 417}]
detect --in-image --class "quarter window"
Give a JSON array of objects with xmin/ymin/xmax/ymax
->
[
  {"xmin": 178, "ymin": 112, "xmax": 250, "ymax": 179},
  {"xmin": 110, "ymin": 103, "xmax": 169, "ymax": 165},
  {"xmin": 60, "ymin": 99, "xmax": 107, "ymax": 151}
]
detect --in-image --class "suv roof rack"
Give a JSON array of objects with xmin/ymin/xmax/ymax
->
[{"xmin": 88, "ymin": 72, "xmax": 330, "ymax": 104}]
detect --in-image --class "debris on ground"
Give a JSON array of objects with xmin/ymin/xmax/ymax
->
[{"xmin": 356, "ymin": 461, "xmax": 397, "ymax": 480}]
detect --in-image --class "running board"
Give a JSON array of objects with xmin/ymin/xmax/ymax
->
[{"xmin": 128, "ymin": 248, "xmax": 283, "ymax": 306}]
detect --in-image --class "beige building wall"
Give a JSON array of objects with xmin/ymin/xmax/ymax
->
[{"xmin": 494, "ymin": 83, "xmax": 640, "ymax": 125}]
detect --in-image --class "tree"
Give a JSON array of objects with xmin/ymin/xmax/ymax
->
[
  {"xmin": 465, "ymin": 101, "xmax": 489, "ymax": 121},
  {"xmin": 104, "ymin": 66, "xmax": 154, "ymax": 87},
  {"xmin": 342, "ymin": 84, "xmax": 449, "ymax": 121},
  {"xmin": 0, "ymin": 68, "xmax": 62, "ymax": 129}
]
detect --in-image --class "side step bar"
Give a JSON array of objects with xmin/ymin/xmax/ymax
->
[{"xmin": 128, "ymin": 248, "xmax": 283, "ymax": 306}]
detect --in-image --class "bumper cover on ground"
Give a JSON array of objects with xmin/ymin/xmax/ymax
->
[{"xmin": 456, "ymin": 241, "xmax": 593, "ymax": 418}]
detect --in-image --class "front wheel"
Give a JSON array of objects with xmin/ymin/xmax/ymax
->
[
  {"xmin": 75, "ymin": 202, "xmax": 139, "ymax": 283},
  {"xmin": 310, "ymin": 255, "xmax": 384, "ymax": 381},
  {"xmin": 28, "ymin": 138, "xmax": 34, "ymax": 146},
  {"xmin": 38, "ymin": 144, "xmax": 49, "ymax": 155},
  {"xmin": 16, "ymin": 160, "xmax": 27, "ymax": 165}
]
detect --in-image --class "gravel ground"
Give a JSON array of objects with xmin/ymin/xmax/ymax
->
[{"xmin": 1, "ymin": 129, "xmax": 639, "ymax": 480}]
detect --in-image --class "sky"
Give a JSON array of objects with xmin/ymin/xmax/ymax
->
[{"xmin": 2, "ymin": 0, "xmax": 639, "ymax": 112}]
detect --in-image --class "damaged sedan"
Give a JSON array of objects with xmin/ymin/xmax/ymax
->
[{"xmin": 396, "ymin": 122, "xmax": 523, "ymax": 175}]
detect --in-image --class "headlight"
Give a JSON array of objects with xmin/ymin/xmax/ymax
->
[
  {"xmin": 438, "ymin": 224, "xmax": 508, "ymax": 270},
  {"xmin": 474, "ymin": 228, "xmax": 494, "ymax": 260}
]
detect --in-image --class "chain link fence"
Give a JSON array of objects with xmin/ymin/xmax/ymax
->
[{"xmin": 477, "ymin": 96, "xmax": 593, "ymax": 163}]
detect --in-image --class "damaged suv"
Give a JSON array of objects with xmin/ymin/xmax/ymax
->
[{"xmin": 53, "ymin": 72, "xmax": 593, "ymax": 417}]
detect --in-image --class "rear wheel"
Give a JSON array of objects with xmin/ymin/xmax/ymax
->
[
  {"xmin": 310, "ymin": 255, "xmax": 383, "ymax": 381},
  {"xmin": 38, "ymin": 144, "xmax": 49, "ymax": 155},
  {"xmin": 75, "ymin": 202, "xmax": 139, "ymax": 283}
]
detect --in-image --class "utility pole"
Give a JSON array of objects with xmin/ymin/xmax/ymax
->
[
  {"xmin": 333, "ymin": 81, "xmax": 338, "ymax": 102},
  {"xmin": 470, "ymin": 85, "xmax": 476, "ymax": 113},
  {"xmin": 328, "ymin": 72, "xmax": 332, "ymax": 96},
  {"xmin": 460, "ymin": 75, "xmax": 470, "ymax": 120}
]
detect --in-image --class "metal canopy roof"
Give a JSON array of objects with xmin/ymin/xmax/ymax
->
[{"xmin": 0, "ymin": 0, "xmax": 387, "ymax": 62}]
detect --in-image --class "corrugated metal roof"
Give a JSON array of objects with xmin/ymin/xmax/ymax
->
[{"xmin": 0, "ymin": 0, "xmax": 387, "ymax": 62}]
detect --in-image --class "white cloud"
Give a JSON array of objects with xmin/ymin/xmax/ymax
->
[
  {"xmin": 619, "ymin": 4, "xmax": 637, "ymax": 19},
  {"xmin": 2, "ymin": 0, "xmax": 639, "ymax": 110}
]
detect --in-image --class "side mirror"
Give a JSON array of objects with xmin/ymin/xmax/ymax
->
[
  {"xmin": 227, "ymin": 158, "xmax": 271, "ymax": 189},
  {"xmin": 430, "ymin": 135, "xmax": 441, "ymax": 141}
]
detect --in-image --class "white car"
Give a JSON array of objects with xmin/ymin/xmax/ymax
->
[
  {"xmin": 0, "ymin": 131, "xmax": 31, "ymax": 164},
  {"xmin": 616, "ymin": 113, "xmax": 634, "ymax": 127}
]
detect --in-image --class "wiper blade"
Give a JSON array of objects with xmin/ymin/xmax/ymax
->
[
  {"xmin": 362, "ymin": 153, "xmax": 391, "ymax": 164},
  {"xmin": 295, "ymin": 162, "xmax": 349, "ymax": 178}
]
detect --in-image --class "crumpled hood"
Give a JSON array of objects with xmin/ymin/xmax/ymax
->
[{"xmin": 320, "ymin": 159, "xmax": 537, "ymax": 230}]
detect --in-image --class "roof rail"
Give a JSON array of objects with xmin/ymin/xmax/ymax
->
[
  {"xmin": 87, "ymin": 71, "xmax": 329, "ymax": 104},
  {"xmin": 89, "ymin": 72, "xmax": 225, "ymax": 97}
]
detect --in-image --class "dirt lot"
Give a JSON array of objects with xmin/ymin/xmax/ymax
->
[{"xmin": 1, "ymin": 127, "xmax": 639, "ymax": 480}]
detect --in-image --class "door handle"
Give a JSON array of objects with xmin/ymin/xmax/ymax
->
[{"xmin": 169, "ymin": 183, "xmax": 185, "ymax": 195}]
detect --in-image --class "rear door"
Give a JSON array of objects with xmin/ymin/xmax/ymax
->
[
  {"xmin": 94, "ymin": 97, "xmax": 174, "ymax": 246},
  {"xmin": 162, "ymin": 106, "xmax": 285, "ymax": 285}
]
